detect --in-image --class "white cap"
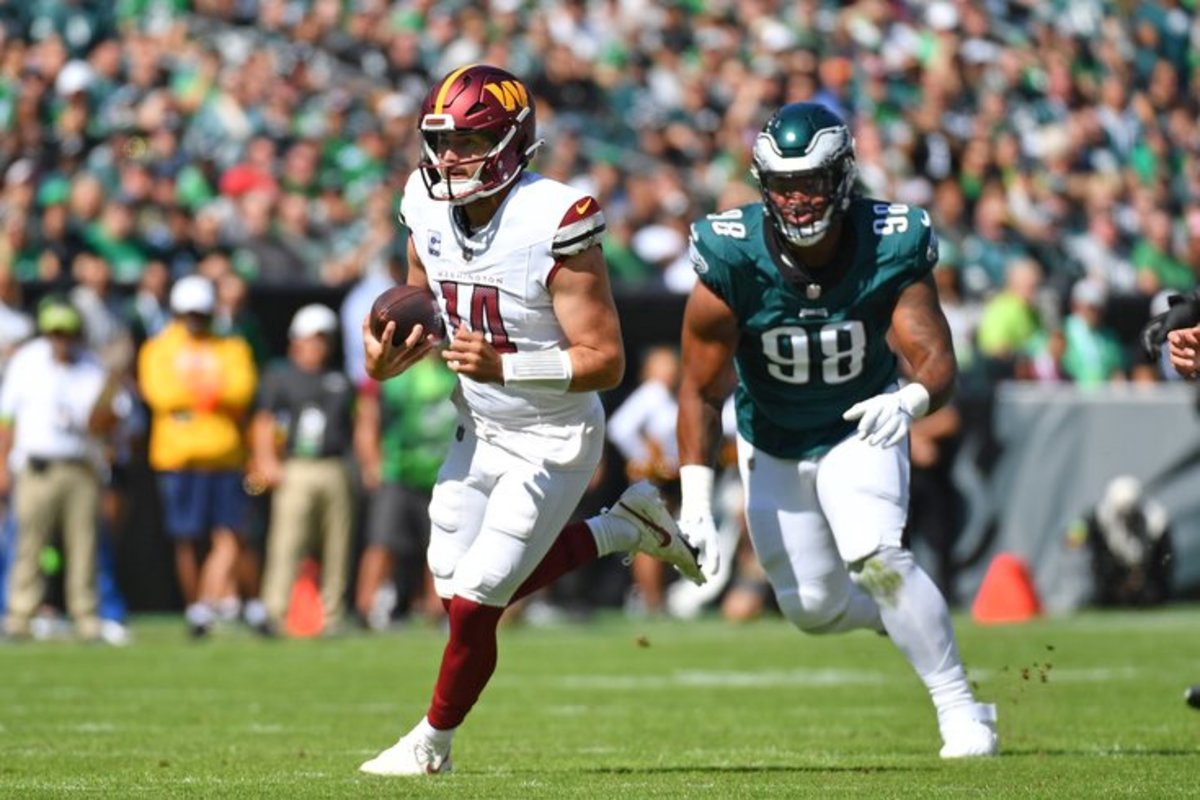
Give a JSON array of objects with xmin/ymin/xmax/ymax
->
[
  {"xmin": 55, "ymin": 60, "xmax": 94, "ymax": 96},
  {"xmin": 170, "ymin": 275, "xmax": 216, "ymax": 315},
  {"xmin": 1103, "ymin": 475, "xmax": 1143, "ymax": 514},
  {"xmin": 377, "ymin": 91, "xmax": 417, "ymax": 120},
  {"xmin": 1070, "ymin": 278, "xmax": 1107, "ymax": 308},
  {"xmin": 289, "ymin": 303, "xmax": 339, "ymax": 339}
]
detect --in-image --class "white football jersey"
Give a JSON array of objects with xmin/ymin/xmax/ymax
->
[{"xmin": 400, "ymin": 169, "xmax": 608, "ymax": 458}]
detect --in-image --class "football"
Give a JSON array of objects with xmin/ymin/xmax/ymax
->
[{"xmin": 369, "ymin": 285, "xmax": 445, "ymax": 346}]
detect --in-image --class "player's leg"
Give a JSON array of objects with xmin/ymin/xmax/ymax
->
[
  {"xmin": 362, "ymin": 453, "xmax": 592, "ymax": 775},
  {"xmin": 509, "ymin": 477, "xmax": 702, "ymax": 604},
  {"xmin": 817, "ymin": 434, "xmax": 997, "ymax": 758},
  {"xmin": 424, "ymin": 458, "xmax": 594, "ymax": 728},
  {"xmin": 360, "ymin": 425, "xmax": 499, "ymax": 776},
  {"xmin": 736, "ymin": 435, "xmax": 882, "ymax": 635}
]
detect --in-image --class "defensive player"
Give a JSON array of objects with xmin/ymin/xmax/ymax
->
[
  {"xmin": 676, "ymin": 102, "xmax": 999, "ymax": 757},
  {"xmin": 359, "ymin": 64, "xmax": 702, "ymax": 775}
]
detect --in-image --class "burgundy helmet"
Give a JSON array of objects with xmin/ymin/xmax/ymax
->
[{"xmin": 417, "ymin": 64, "xmax": 542, "ymax": 205}]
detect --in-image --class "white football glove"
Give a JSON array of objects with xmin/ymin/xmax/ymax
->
[
  {"xmin": 842, "ymin": 383, "xmax": 931, "ymax": 448},
  {"xmin": 679, "ymin": 465, "xmax": 721, "ymax": 579},
  {"xmin": 679, "ymin": 513, "xmax": 721, "ymax": 580}
]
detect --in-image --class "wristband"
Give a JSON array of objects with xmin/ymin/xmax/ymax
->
[
  {"xmin": 501, "ymin": 349, "xmax": 573, "ymax": 393},
  {"xmin": 679, "ymin": 464, "xmax": 715, "ymax": 520},
  {"xmin": 897, "ymin": 382, "xmax": 931, "ymax": 418}
]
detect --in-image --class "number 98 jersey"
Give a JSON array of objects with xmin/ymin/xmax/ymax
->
[{"xmin": 688, "ymin": 197, "xmax": 939, "ymax": 460}]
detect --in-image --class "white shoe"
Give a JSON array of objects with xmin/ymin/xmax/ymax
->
[
  {"xmin": 939, "ymin": 702, "xmax": 999, "ymax": 758},
  {"xmin": 98, "ymin": 620, "xmax": 132, "ymax": 647},
  {"xmin": 608, "ymin": 481, "xmax": 705, "ymax": 586},
  {"xmin": 360, "ymin": 732, "xmax": 452, "ymax": 776}
]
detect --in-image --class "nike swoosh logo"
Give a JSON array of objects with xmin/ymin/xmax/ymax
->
[
  {"xmin": 575, "ymin": 199, "xmax": 592, "ymax": 215},
  {"xmin": 617, "ymin": 501, "xmax": 672, "ymax": 547}
]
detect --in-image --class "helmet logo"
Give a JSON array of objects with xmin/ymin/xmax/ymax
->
[{"xmin": 483, "ymin": 80, "xmax": 528, "ymax": 112}]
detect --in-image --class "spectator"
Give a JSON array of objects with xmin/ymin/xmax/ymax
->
[
  {"xmin": 0, "ymin": 297, "xmax": 128, "ymax": 642},
  {"xmin": 1061, "ymin": 279, "xmax": 1127, "ymax": 387},
  {"xmin": 251, "ymin": 304, "xmax": 357, "ymax": 636},
  {"xmin": 353, "ymin": 349, "xmax": 458, "ymax": 630},
  {"xmin": 137, "ymin": 276, "xmax": 261, "ymax": 638},
  {"xmin": 607, "ymin": 345, "xmax": 682, "ymax": 615},
  {"xmin": 975, "ymin": 258, "xmax": 1045, "ymax": 371}
]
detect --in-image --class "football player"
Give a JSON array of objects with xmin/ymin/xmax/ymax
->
[
  {"xmin": 1140, "ymin": 288, "xmax": 1200, "ymax": 378},
  {"xmin": 675, "ymin": 102, "xmax": 999, "ymax": 757},
  {"xmin": 359, "ymin": 64, "xmax": 703, "ymax": 776}
]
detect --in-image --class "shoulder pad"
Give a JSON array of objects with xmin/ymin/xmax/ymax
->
[{"xmin": 552, "ymin": 195, "xmax": 606, "ymax": 259}]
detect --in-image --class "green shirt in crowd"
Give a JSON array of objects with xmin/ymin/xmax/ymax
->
[{"xmin": 378, "ymin": 356, "xmax": 458, "ymax": 490}]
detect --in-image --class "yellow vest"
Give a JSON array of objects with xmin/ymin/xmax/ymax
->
[{"xmin": 138, "ymin": 321, "xmax": 257, "ymax": 470}]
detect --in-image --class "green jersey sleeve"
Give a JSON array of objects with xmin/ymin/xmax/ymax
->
[{"xmin": 687, "ymin": 205, "xmax": 762, "ymax": 316}]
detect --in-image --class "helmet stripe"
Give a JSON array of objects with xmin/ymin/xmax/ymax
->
[{"xmin": 434, "ymin": 64, "xmax": 476, "ymax": 114}]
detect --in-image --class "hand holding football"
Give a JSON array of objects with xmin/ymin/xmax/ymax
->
[{"xmin": 369, "ymin": 285, "xmax": 445, "ymax": 346}]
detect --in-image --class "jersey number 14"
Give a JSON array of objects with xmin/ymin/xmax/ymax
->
[{"xmin": 761, "ymin": 321, "xmax": 866, "ymax": 385}]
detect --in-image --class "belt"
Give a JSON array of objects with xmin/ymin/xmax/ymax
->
[{"xmin": 26, "ymin": 456, "xmax": 90, "ymax": 473}]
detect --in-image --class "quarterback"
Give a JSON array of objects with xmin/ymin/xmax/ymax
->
[
  {"xmin": 359, "ymin": 64, "xmax": 702, "ymax": 775},
  {"xmin": 676, "ymin": 103, "xmax": 999, "ymax": 757}
]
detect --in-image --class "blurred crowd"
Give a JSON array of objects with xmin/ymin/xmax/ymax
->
[
  {"xmin": 0, "ymin": 3, "xmax": 1193, "ymax": 353},
  {"xmin": 0, "ymin": 1, "xmax": 1197, "ymax": 639}
]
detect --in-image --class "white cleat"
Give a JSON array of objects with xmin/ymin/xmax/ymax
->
[
  {"xmin": 608, "ymin": 481, "xmax": 705, "ymax": 586},
  {"xmin": 359, "ymin": 733, "xmax": 452, "ymax": 776},
  {"xmin": 939, "ymin": 702, "xmax": 999, "ymax": 758}
]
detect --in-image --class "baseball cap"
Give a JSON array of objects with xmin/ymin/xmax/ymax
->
[
  {"xmin": 288, "ymin": 304, "xmax": 339, "ymax": 339},
  {"xmin": 170, "ymin": 275, "xmax": 216, "ymax": 315},
  {"xmin": 37, "ymin": 299, "xmax": 83, "ymax": 335},
  {"xmin": 1070, "ymin": 279, "xmax": 1107, "ymax": 308}
]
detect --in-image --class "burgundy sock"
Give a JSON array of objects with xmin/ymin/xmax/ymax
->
[
  {"xmin": 426, "ymin": 596, "xmax": 505, "ymax": 730},
  {"xmin": 510, "ymin": 522, "xmax": 598, "ymax": 604}
]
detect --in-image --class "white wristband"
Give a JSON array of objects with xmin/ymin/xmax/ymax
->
[
  {"xmin": 897, "ymin": 382, "xmax": 931, "ymax": 418},
  {"xmin": 501, "ymin": 349, "xmax": 573, "ymax": 393},
  {"xmin": 679, "ymin": 464, "xmax": 715, "ymax": 520}
]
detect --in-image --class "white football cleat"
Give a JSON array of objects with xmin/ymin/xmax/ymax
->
[
  {"xmin": 938, "ymin": 702, "xmax": 999, "ymax": 758},
  {"xmin": 359, "ymin": 732, "xmax": 452, "ymax": 776},
  {"xmin": 608, "ymin": 481, "xmax": 705, "ymax": 586}
]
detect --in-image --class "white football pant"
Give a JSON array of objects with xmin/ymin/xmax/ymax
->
[
  {"xmin": 736, "ymin": 430, "xmax": 908, "ymax": 633},
  {"xmin": 426, "ymin": 418, "xmax": 603, "ymax": 606}
]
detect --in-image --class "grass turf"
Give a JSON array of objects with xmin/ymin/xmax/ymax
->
[{"xmin": 1, "ymin": 607, "xmax": 1198, "ymax": 798}]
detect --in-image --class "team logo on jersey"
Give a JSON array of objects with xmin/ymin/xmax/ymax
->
[
  {"xmin": 483, "ymin": 80, "xmax": 529, "ymax": 112},
  {"xmin": 429, "ymin": 230, "xmax": 441, "ymax": 257}
]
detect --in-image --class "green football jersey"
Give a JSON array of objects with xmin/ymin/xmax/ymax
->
[
  {"xmin": 379, "ymin": 357, "xmax": 459, "ymax": 489},
  {"xmin": 689, "ymin": 197, "xmax": 940, "ymax": 460}
]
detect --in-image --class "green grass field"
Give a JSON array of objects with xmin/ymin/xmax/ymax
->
[{"xmin": 2, "ymin": 607, "xmax": 1198, "ymax": 798}]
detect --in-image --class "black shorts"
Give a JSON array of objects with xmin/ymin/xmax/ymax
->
[{"xmin": 366, "ymin": 482, "xmax": 432, "ymax": 557}]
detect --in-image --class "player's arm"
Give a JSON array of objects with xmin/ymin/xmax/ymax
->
[
  {"xmin": 1167, "ymin": 325, "xmax": 1200, "ymax": 378},
  {"xmin": 676, "ymin": 280, "xmax": 738, "ymax": 578},
  {"xmin": 545, "ymin": 244, "xmax": 624, "ymax": 391},
  {"xmin": 363, "ymin": 237, "xmax": 435, "ymax": 382},
  {"xmin": 678, "ymin": 280, "xmax": 738, "ymax": 469},
  {"xmin": 405, "ymin": 238, "xmax": 430, "ymax": 290},
  {"xmin": 843, "ymin": 273, "xmax": 956, "ymax": 448},
  {"xmin": 889, "ymin": 274, "xmax": 957, "ymax": 413}
]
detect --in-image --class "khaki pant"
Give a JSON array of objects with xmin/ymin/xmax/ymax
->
[
  {"xmin": 261, "ymin": 458, "xmax": 353, "ymax": 630},
  {"xmin": 5, "ymin": 462, "xmax": 100, "ymax": 638}
]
